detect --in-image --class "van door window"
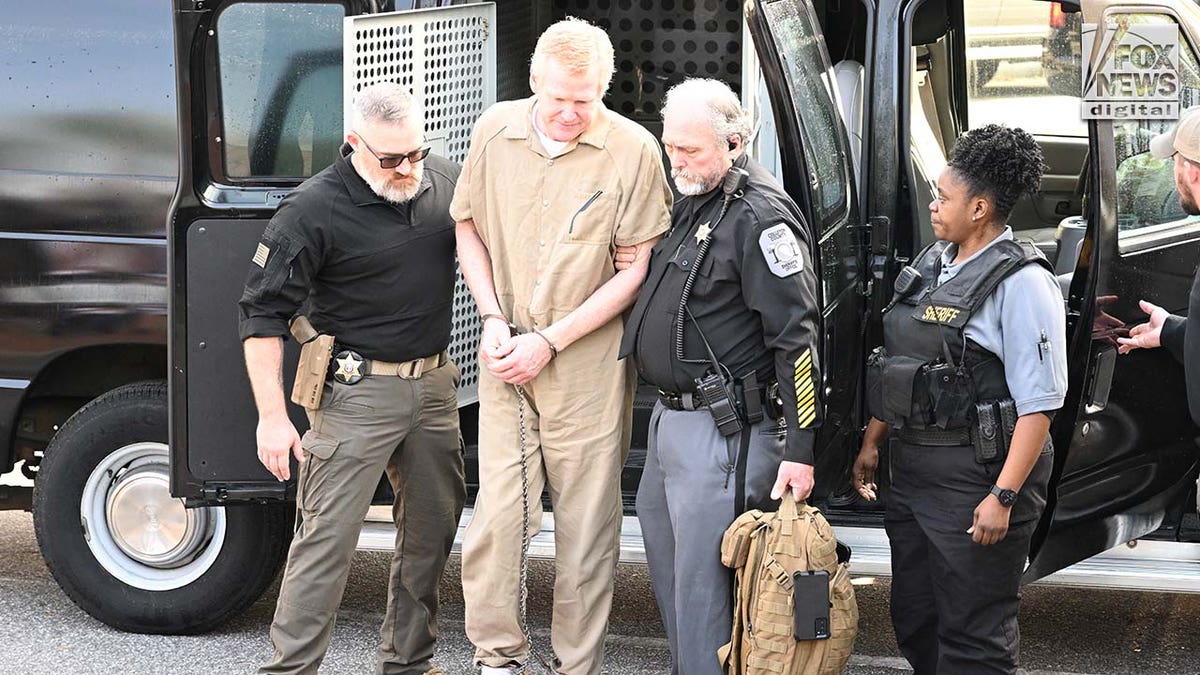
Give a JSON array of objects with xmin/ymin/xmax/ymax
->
[
  {"xmin": 758, "ymin": 0, "xmax": 853, "ymax": 230},
  {"xmin": 963, "ymin": 0, "xmax": 1086, "ymax": 138},
  {"xmin": 1110, "ymin": 14, "xmax": 1200, "ymax": 250},
  {"xmin": 216, "ymin": 3, "xmax": 345, "ymax": 180}
]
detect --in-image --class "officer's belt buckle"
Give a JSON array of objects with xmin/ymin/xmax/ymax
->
[
  {"xmin": 397, "ymin": 357, "xmax": 425, "ymax": 380},
  {"xmin": 389, "ymin": 352, "xmax": 444, "ymax": 380}
]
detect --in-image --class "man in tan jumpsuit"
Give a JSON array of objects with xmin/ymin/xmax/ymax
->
[{"xmin": 450, "ymin": 18, "xmax": 673, "ymax": 675}]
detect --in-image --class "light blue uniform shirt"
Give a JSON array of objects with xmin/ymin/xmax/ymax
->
[{"xmin": 937, "ymin": 227, "xmax": 1068, "ymax": 416}]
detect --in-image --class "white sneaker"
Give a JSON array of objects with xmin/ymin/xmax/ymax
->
[{"xmin": 480, "ymin": 666, "xmax": 525, "ymax": 675}]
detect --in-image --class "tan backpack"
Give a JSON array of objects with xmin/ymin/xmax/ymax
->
[{"xmin": 718, "ymin": 498, "xmax": 859, "ymax": 675}]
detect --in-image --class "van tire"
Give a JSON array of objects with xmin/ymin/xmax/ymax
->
[{"xmin": 32, "ymin": 381, "xmax": 291, "ymax": 634}]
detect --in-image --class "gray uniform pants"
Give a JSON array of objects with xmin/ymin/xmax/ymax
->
[
  {"xmin": 636, "ymin": 403, "xmax": 785, "ymax": 675},
  {"xmin": 260, "ymin": 362, "xmax": 466, "ymax": 675}
]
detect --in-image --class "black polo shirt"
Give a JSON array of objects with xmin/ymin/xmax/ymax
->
[
  {"xmin": 238, "ymin": 145, "xmax": 461, "ymax": 362},
  {"xmin": 619, "ymin": 154, "xmax": 823, "ymax": 463}
]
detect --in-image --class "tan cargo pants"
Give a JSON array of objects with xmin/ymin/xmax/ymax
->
[
  {"xmin": 260, "ymin": 361, "xmax": 466, "ymax": 675},
  {"xmin": 462, "ymin": 320, "xmax": 632, "ymax": 675}
]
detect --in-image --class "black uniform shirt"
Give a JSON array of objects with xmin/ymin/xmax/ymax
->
[
  {"xmin": 620, "ymin": 154, "xmax": 823, "ymax": 463},
  {"xmin": 238, "ymin": 145, "xmax": 461, "ymax": 362}
]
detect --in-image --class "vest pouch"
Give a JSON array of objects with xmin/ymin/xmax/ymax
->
[
  {"xmin": 924, "ymin": 363, "xmax": 976, "ymax": 430},
  {"xmin": 880, "ymin": 354, "xmax": 928, "ymax": 426}
]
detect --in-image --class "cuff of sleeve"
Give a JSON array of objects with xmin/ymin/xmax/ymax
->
[
  {"xmin": 614, "ymin": 224, "xmax": 669, "ymax": 247},
  {"xmin": 238, "ymin": 317, "xmax": 291, "ymax": 341},
  {"xmin": 783, "ymin": 427, "xmax": 815, "ymax": 464},
  {"xmin": 449, "ymin": 204, "xmax": 472, "ymax": 223},
  {"xmin": 1015, "ymin": 395, "xmax": 1065, "ymax": 417},
  {"xmin": 1162, "ymin": 314, "xmax": 1186, "ymax": 362}
]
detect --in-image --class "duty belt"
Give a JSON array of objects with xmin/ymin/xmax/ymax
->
[
  {"xmin": 897, "ymin": 426, "xmax": 972, "ymax": 446},
  {"xmin": 657, "ymin": 384, "xmax": 774, "ymax": 416},
  {"xmin": 330, "ymin": 348, "xmax": 447, "ymax": 384},
  {"xmin": 657, "ymin": 389, "xmax": 710, "ymax": 411}
]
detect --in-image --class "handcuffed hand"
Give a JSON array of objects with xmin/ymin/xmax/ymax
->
[
  {"xmin": 771, "ymin": 461, "xmax": 814, "ymax": 502},
  {"xmin": 480, "ymin": 316, "xmax": 514, "ymax": 367},
  {"xmin": 1117, "ymin": 299, "xmax": 1169, "ymax": 354},
  {"xmin": 256, "ymin": 413, "xmax": 304, "ymax": 481},
  {"xmin": 852, "ymin": 444, "xmax": 880, "ymax": 501},
  {"xmin": 488, "ymin": 332, "xmax": 553, "ymax": 385},
  {"xmin": 969, "ymin": 493, "xmax": 1012, "ymax": 546}
]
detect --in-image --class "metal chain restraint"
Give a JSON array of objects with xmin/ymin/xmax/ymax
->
[{"xmin": 514, "ymin": 383, "xmax": 553, "ymax": 673}]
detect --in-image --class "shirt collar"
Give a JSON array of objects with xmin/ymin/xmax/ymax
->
[
  {"xmin": 504, "ymin": 96, "xmax": 613, "ymax": 151},
  {"xmin": 940, "ymin": 226, "xmax": 1014, "ymax": 270},
  {"xmin": 335, "ymin": 142, "xmax": 432, "ymax": 207}
]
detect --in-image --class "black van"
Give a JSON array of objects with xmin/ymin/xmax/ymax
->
[{"xmin": 4, "ymin": 0, "xmax": 1200, "ymax": 634}]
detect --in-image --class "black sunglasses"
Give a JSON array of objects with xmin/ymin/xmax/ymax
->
[{"xmin": 354, "ymin": 132, "xmax": 431, "ymax": 169}]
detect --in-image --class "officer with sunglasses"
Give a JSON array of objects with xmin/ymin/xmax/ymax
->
[{"xmin": 239, "ymin": 82, "xmax": 465, "ymax": 675}]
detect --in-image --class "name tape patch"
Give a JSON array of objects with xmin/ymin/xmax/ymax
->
[
  {"xmin": 759, "ymin": 223, "xmax": 803, "ymax": 278},
  {"xmin": 252, "ymin": 242, "xmax": 270, "ymax": 268},
  {"xmin": 921, "ymin": 305, "xmax": 961, "ymax": 323}
]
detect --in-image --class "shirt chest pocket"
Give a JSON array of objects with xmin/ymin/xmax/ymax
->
[
  {"xmin": 563, "ymin": 187, "xmax": 617, "ymax": 245},
  {"xmin": 667, "ymin": 240, "xmax": 718, "ymax": 279}
]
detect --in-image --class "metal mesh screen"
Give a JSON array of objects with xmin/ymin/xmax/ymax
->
[
  {"xmin": 552, "ymin": 0, "xmax": 744, "ymax": 120},
  {"xmin": 344, "ymin": 4, "xmax": 496, "ymax": 403},
  {"xmin": 494, "ymin": 0, "xmax": 539, "ymax": 101}
]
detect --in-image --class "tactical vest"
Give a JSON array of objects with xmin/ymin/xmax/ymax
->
[{"xmin": 866, "ymin": 238, "xmax": 1052, "ymax": 430}]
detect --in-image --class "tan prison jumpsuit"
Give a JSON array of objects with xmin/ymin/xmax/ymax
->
[{"xmin": 450, "ymin": 97, "xmax": 672, "ymax": 674}]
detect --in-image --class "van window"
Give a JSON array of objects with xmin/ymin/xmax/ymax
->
[
  {"xmin": 963, "ymin": 0, "xmax": 1086, "ymax": 138},
  {"xmin": 759, "ymin": 0, "xmax": 853, "ymax": 229},
  {"xmin": 0, "ymin": 2, "xmax": 176, "ymax": 177},
  {"xmin": 217, "ymin": 3, "xmax": 345, "ymax": 180},
  {"xmin": 1111, "ymin": 13, "xmax": 1200, "ymax": 248}
]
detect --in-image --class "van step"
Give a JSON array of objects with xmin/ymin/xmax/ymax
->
[{"xmin": 358, "ymin": 508, "xmax": 1200, "ymax": 593}]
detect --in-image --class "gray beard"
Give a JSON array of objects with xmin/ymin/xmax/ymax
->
[
  {"xmin": 365, "ymin": 163, "xmax": 425, "ymax": 204},
  {"xmin": 671, "ymin": 168, "xmax": 722, "ymax": 196}
]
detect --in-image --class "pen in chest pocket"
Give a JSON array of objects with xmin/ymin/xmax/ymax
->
[{"xmin": 569, "ymin": 190, "xmax": 604, "ymax": 234}]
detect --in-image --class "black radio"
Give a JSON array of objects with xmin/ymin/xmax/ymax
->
[{"xmin": 695, "ymin": 372, "xmax": 743, "ymax": 437}]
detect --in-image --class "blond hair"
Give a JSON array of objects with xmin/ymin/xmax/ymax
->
[{"xmin": 530, "ymin": 17, "xmax": 615, "ymax": 94}]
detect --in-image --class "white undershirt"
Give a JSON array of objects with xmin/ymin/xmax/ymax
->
[{"xmin": 531, "ymin": 103, "xmax": 569, "ymax": 157}]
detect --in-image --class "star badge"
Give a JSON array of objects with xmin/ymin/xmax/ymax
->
[
  {"xmin": 333, "ymin": 351, "xmax": 364, "ymax": 384},
  {"xmin": 694, "ymin": 221, "xmax": 712, "ymax": 245}
]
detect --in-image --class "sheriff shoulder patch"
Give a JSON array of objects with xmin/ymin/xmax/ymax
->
[
  {"xmin": 759, "ymin": 223, "xmax": 803, "ymax": 278},
  {"xmin": 252, "ymin": 242, "xmax": 270, "ymax": 268}
]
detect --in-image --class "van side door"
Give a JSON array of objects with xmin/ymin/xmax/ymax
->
[
  {"xmin": 1026, "ymin": 0, "xmax": 1200, "ymax": 580},
  {"xmin": 745, "ymin": 0, "xmax": 866, "ymax": 492},
  {"xmin": 168, "ymin": 0, "xmax": 355, "ymax": 502}
]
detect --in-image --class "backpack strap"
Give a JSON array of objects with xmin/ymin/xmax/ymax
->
[{"xmin": 722, "ymin": 510, "xmax": 767, "ymax": 569}]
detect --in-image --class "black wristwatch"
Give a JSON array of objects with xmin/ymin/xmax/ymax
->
[{"xmin": 990, "ymin": 485, "xmax": 1019, "ymax": 507}]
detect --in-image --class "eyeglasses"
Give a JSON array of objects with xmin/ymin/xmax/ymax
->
[{"xmin": 354, "ymin": 131, "xmax": 431, "ymax": 169}]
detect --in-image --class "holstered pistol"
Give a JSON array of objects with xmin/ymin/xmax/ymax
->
[{"xmin": 289, "ymin": 316, "xmax": 335, "ymax": 410}]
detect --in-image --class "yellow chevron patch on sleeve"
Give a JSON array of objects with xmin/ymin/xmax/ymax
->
[{"xmin": 794, "ymin": 348, "xmax": 816, "ymax": 428}]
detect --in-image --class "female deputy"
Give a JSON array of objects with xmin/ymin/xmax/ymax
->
[{"xmin": 852, "ymin": 124, "xmax": 1067, "ymax": 674}]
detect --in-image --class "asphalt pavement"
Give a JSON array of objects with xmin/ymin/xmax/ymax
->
[{"xmin": 2, "ymin": 511, "xmax": 1200, "ymax": 674}]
